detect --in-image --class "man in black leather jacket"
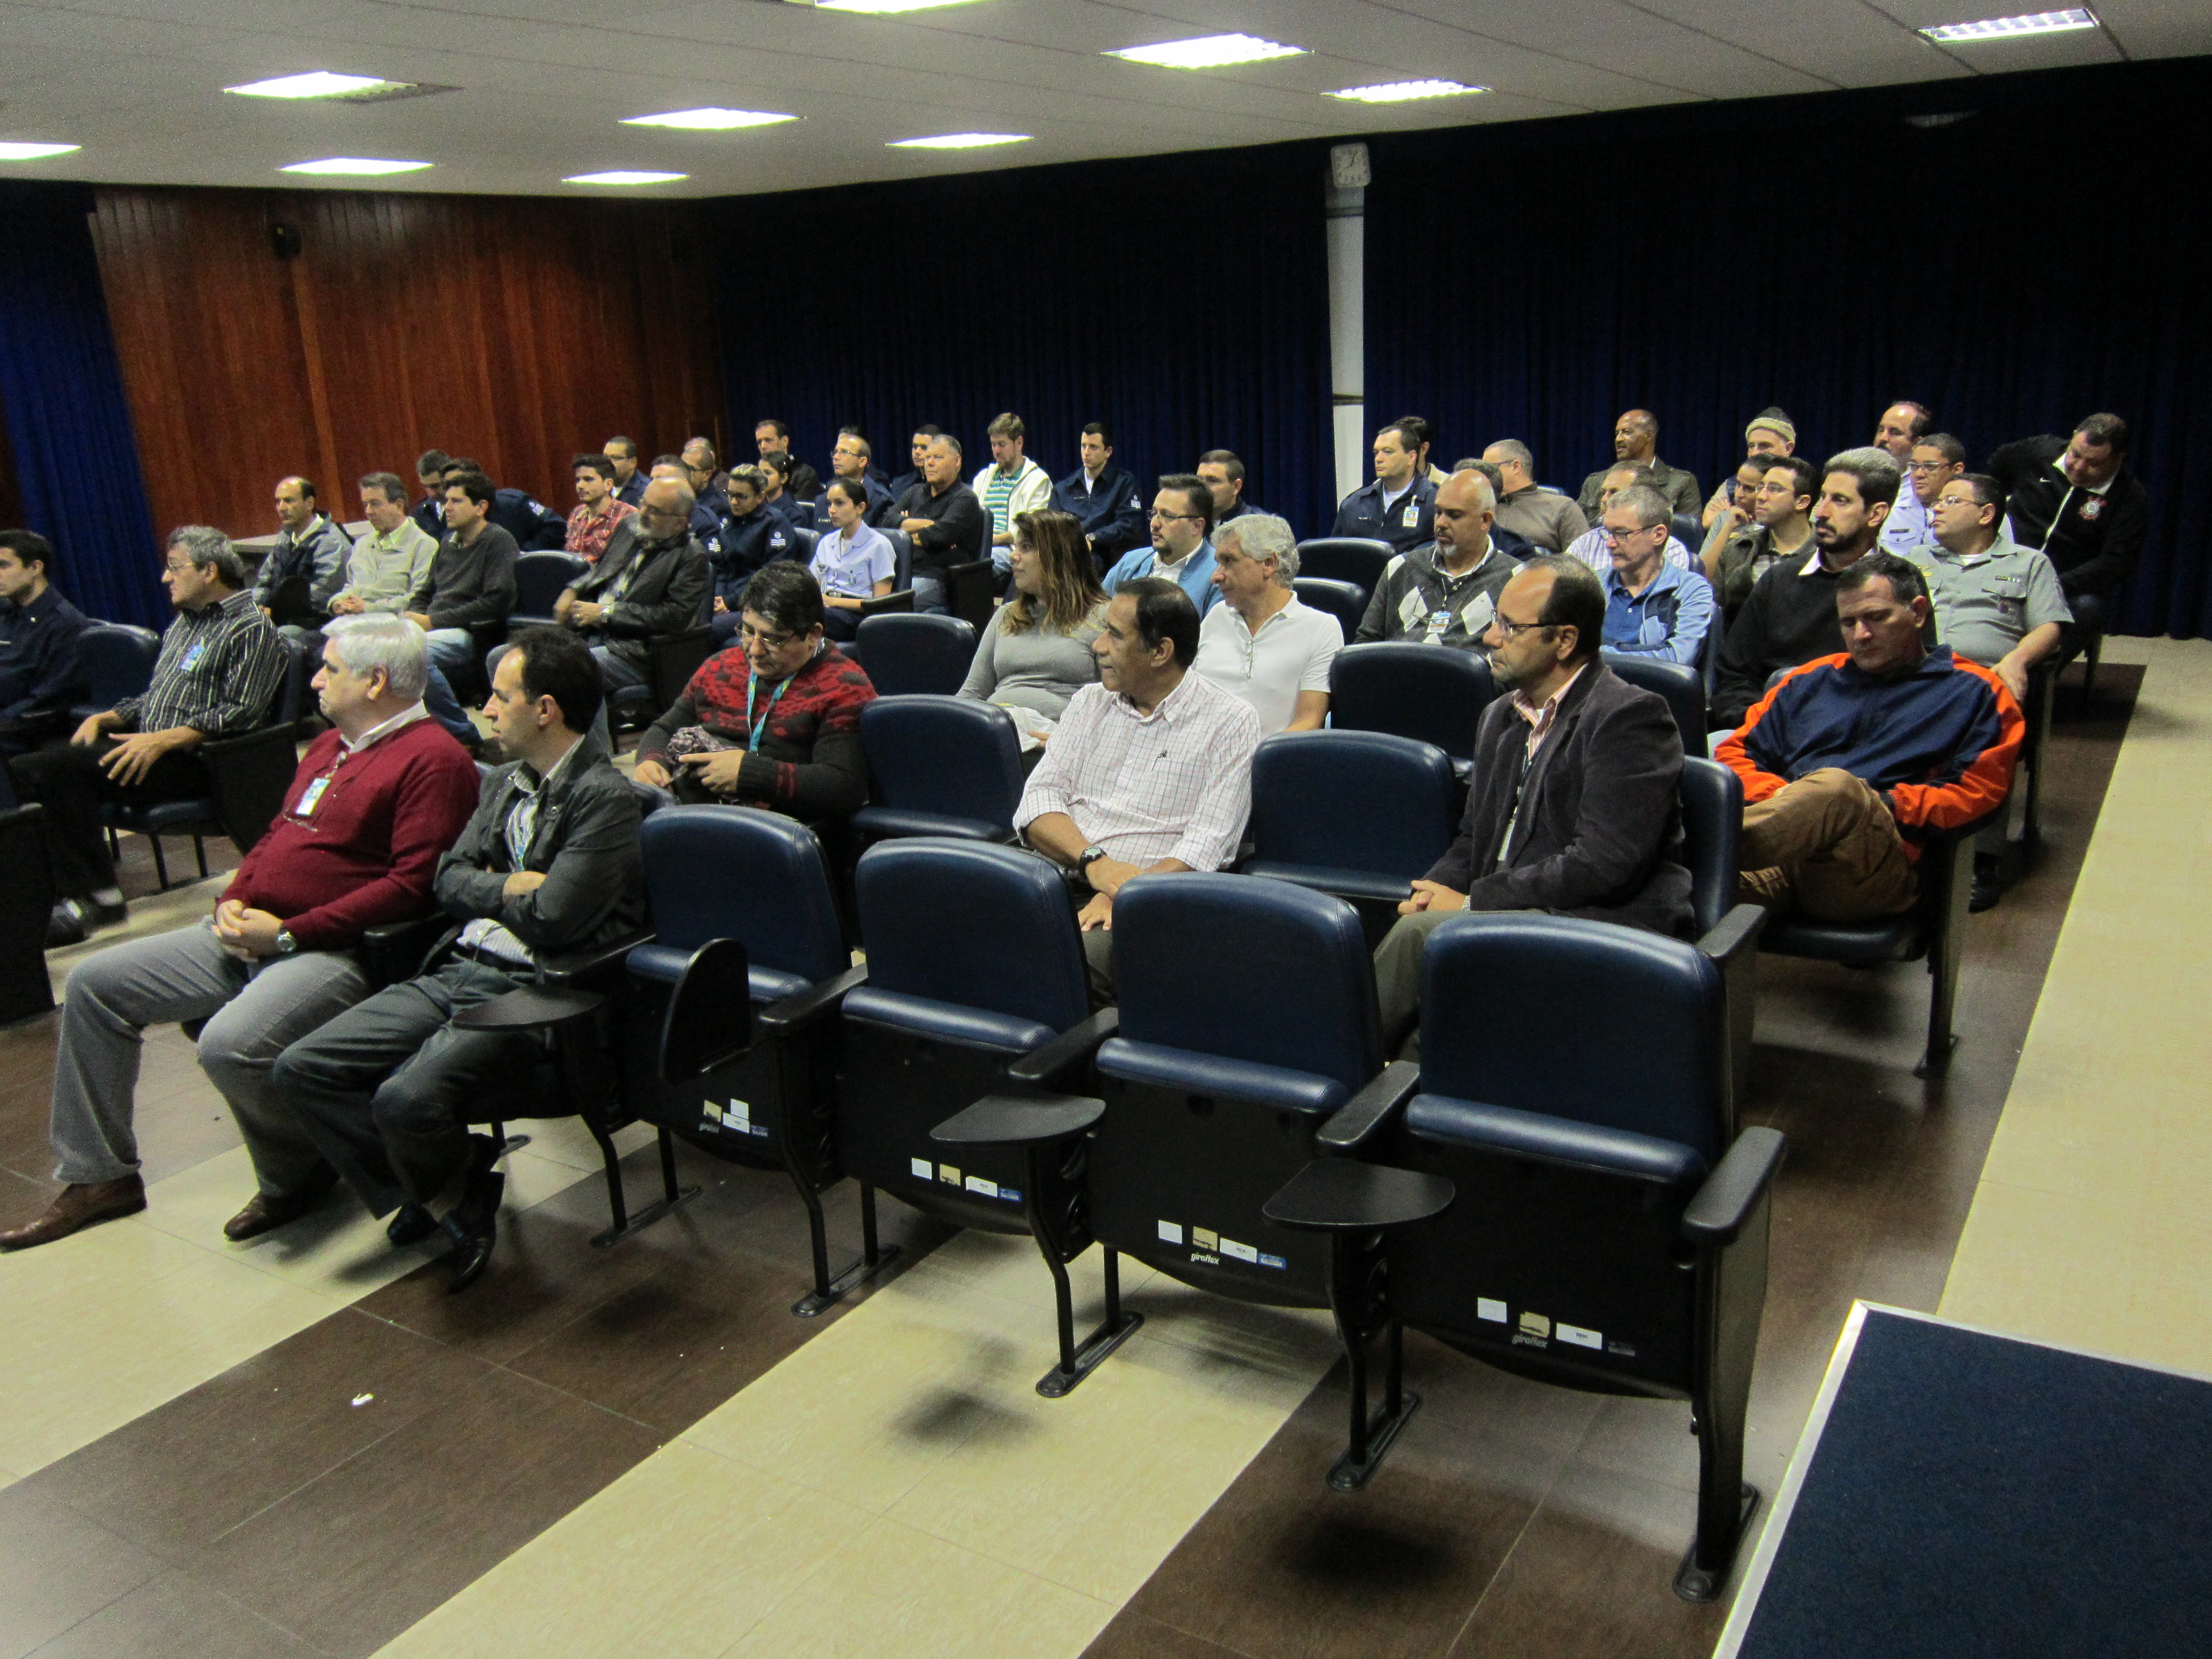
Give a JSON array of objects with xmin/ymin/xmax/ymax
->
[{"xmin": 274, "ymin": 626, "xmax": 645, "ymax": 1288}]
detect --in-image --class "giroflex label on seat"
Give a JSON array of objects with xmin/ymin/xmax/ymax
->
[
  {"xmin": 1489, "ymin": 1298, "xmax": 1636, "ymax": 1359},
  {"xmin": 1165, "ymin": 1219, "xmax": 1285, "ymax": 1271},
  {"xmin": 910, "ymin": 1156, "xmax": 1020, "ymax": 1204}
]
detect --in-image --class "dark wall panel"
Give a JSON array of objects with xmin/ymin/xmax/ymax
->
[
  {"xmin": 90, "ymin": 187, "xmax": 724, "ymax": 543},
  {"xmin": 1361, "ymin": 57, "xmax": 2212, "ymax": 637},
  {"xmin": 709, "ymin": 142, "xmax": 1336, "ymax": 540}
]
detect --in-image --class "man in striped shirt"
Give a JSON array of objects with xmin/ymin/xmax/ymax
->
[
  {"xmin": 975, "ymin": 412, "xmax": 1054, "ymax": 579},
  {"xmin": 1017, "ymin": 577, "xmax": 1262, "ymax": 999},
  {"xmin": 7, "ymin": 526, "xmax": 288, "ymax": 943}
]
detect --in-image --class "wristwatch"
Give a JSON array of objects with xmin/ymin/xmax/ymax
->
[
  {"xmin": 273, "ymin": 929, "xmax": 300, "ymax": 956},
  {"xmin": 1077, "ymin": 845, "xmax": 1107, "ymax": 873}
]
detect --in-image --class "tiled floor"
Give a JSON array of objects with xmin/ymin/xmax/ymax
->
[{"xmin": 0, "ymin": 647, "xmax": 2188, "ymax": 1658}]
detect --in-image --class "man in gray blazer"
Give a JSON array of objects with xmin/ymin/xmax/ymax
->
[
  {"xmin": 274, "ymin": 626, "xmax": 646, "ymax": 1289},
  {"xmin": 1373, "ymin": 556, "xmax": 1693, "ymax": 1051}
]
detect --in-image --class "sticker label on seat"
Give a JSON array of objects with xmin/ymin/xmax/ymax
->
[
  {"xmin": 911, "ymin": 1157, "xmax": 932, "ymax": 1179},
  {"xmin": 1556, "ymin": 1322, "xmax": 1602, "ymax": 1350},
  {"xmin": 1219, "ymin": 1238, "xmax": 1259, "ymax": 1264},
  {"xmin": 704, "ymin": 1100, "xmax": 766, "ymax": 1138},
  {"xmin": 1477, "ymin": 1297, "xmax": 1508, "ymax": 1323},
  {"xmin": 1157, "ymin": 1220, "xmax": 1183, "ymax": 1244}
]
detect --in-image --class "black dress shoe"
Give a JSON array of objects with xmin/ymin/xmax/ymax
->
[
  {"xmin": 386, "ymin": 1203, "xmax": 438, "ymax": 1247},
  {"xmin": 441, "ymin": 1171, "xmax": 504, "ymax": 1293},
  {"xmin": 1969, "ymin": 853, "xmax": 2005, "ymax": 914}
]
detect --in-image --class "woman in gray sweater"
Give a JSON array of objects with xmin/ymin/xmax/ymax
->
[{"xmin": 957, "ymin": 508, "xmax": 1106, "ymax": 721}]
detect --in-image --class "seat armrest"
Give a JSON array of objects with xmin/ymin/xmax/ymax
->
[
  {"xmin": 1681, "ymin": 1125, "xmax": 1787, "ymax": 1246},
  {"xmin": 1317, "ymin": 1060, "xmax": 1421, "ymax": 1152},
  {"xmin": 359, "ymin": 914, "xmax": 449, "ymax": 988},
  {"xmin": 1006, "ymin": 1008, "xmax": 1121, "ymax": 1087},
  {"xmin": 536, "ymin": 928, "xmax": 657, "ymax": 989},
  {"xmin": 1696, "ymin": 902, "xmax": 1766, "ymax": 966},
  {"xmin": 756, "ymin": 962, "xmax": 868, "ymax": 1035}
]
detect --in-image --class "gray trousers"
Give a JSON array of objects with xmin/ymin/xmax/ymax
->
[
  {"xmin": 273, "ymin": 957, "xmax": 540, "ymax": 1216},
  {"xmin": 1373, "ymin": 906, "xmax": 1465, "ymax": 1058},
  {"xmin": 50, "ymin": 923, "xmax": 372, "ymax": 1194}
]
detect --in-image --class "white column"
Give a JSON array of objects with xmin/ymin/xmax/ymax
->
[{"xmin": 1325, "ymin": 143, "xmax": 1369, "ymax": 509}]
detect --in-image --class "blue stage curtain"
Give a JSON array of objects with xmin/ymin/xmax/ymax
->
[
  {"xmin": 0, "ymin": 181, "xmax": 167, "ymax": 627},
  {"xmin": 705, "ymin": 142, "xmax": 1336, "ymax": 542},
  {"xmin": 1361, "ymin": 59, "xmax": 2212, "ymax": 639}
]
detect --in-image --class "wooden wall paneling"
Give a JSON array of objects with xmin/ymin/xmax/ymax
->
[{"xmin": 91, "ymin": 186, "xmax": 725, "ymax": 541}]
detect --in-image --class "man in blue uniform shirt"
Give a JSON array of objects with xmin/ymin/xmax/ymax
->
[
  {"xmin": 709, "ymin": 465, "xmax": 801, "ymax": 640},
  {"xmin": 1332, "ymin": 420, "xmax": 1438, "ymax": 553},
  {"xmin": 1056, "ymin": 422, "xmax": 1147, "ymax": 567}
]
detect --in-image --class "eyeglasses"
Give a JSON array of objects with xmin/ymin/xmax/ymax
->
[
  {"xmin": 162, "ymin": 560, "xmax": 192, "ymax": 574},
  {"xmin": 1601, "ymin": 524, "xmax": 1662, "ymax": 542},
  {"xmin": 739, "ymin": 623, "xmax": 799, "ymax": 649},
  {"xmin": 1149, "ymin": 509, "xmax": 1201, "ymax": 522},
  {"xmin": 1906, "ymin": 459, "xmax": 1953, "ymax": 474},
  {"xmin": 1490, "ymin": 616, "xmax": 1552, "ymax": 639}
]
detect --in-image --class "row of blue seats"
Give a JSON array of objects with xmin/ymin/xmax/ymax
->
[{"xmin": 457, "ymin": 804, "xmax": 1783, "ymax": 1602}]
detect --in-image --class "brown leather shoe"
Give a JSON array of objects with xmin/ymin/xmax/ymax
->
[
  {"xmin": 0, "ymin": 1176, "xmax": 147, "ymax": 1250},
  {"xmin": 222, "ymin": 1179, "xmax": 337, "ymax": 1242}
]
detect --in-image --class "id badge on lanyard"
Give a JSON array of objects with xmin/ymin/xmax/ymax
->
[{"xmin": 295, "ymin": 774, "xmax": 332, "ymax": 817}]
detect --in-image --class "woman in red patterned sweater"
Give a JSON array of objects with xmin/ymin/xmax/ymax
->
[{"xmin": 633, "ymin": 562, "xmax": 876, "ymax": 824}]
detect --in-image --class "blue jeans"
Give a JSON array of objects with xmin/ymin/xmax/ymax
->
[
  {"xmin": 422, "ymin": 666, "xmax": 476, "ymax": 745},
  {"xmin": 911, "ymin": 575, "xmax": 948, "ymax": 616}
]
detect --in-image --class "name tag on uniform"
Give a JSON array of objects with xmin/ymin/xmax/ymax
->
[
  {"xmin": 1402, "ymin": 504, "xmax": 1421, "ymax": 528},
  {"xmin": 180, "ymin": 642, "xmax": 208, "ymax": 672},
  {"xmin": 296, "ymin": 776, "xmax": 331, "ymax": 816}
]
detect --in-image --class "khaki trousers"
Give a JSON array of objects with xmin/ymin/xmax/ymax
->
[{"xmin": 1737, "ymin": 768, "xmax": 1917, "ymax": 921}]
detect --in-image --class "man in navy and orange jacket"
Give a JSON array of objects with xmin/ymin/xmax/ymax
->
[{"xmin": 1717, "ymin": 551, "xmax": 2021, "ymax": 921}]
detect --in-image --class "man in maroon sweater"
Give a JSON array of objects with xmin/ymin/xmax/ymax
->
[{"xmin": 0, "ymin": 616, "xmax": 480, "ymax": 1251}]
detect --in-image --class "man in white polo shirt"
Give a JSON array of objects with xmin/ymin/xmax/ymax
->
[{"xmin": 1192, "ymin": 515, "xmax": 1338, "ymax": 735}]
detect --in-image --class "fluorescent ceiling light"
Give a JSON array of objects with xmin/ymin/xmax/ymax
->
[
  {"xmin": 1328, "ymin": 79, "xmax": 1487, "ymax": 103},
  {"xmin": 817, "ymin": 0, "xmax": 991, "ymax": 11},
  {"xmin": 1920, "ymin": 9, "xmax": 2097, "ymax": 41},
  {"xmin": 228, "ymin": 71, "xmax": 410, "ymax": 98},
  {"xmin": 0, "ymin": 141, "xmax": 81, "ymax": 160},
  {"xmin": 565, "ymin": 169, "xmax": 688, "ymax": 185},
  {"xmin": 888, "ymin": 132, "xmax": 1030, "ymax": 149},
  {"xmin": 1106, "ymin": 33, "xmax": 1307, "ymax": 70},
  {"xmin": 622, "ymin": 108, "xmax": 797, "ymax": 131},
  {"xmin": 281, "ymin": 156, "xmax": 432, "ymax": 175}
]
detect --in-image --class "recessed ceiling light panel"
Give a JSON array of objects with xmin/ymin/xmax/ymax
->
[
  {"xmin": 622, "ymin": 108, "xmax": 797, "ymax": 131},
  {"xmin": 0, "ymin": 141, "xmax": 81, "ymax": 160},
  {"xmin": 565, "ymin": 170, "xmax": 689, "ymax": 185},
  {"xmin": 1106, "ymin": 34, "xmax": 1308, "ymax": 70},
  {"xmin": 281, "ymin": 156, "xmax": 433, "ymax": 175},
  {"xmin": 817, "ymin": 0, "xmax": 992, "ymax": 12},
  {"xmin": 229, "ymin": 71, "xmax": 410, "ymax": 99},
  {"xmin": 887, "ymin": 132, "xmax": 1031, "ymax": 149},
  {"xmin": 1920, "ymin": 8, "xmax": 2097, "ymax": 41},
  {"xmin": 1327, "ymin": 79, "xmax": 1488, "ymax": 103}
]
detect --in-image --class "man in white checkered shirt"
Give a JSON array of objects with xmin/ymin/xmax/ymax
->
[{"xmin": 1016, "ymin": 576, "xmax": 1262, "ymax": 998}]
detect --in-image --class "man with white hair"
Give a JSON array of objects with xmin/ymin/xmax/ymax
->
[
  {"xmin": 1192, "ymin": 514, "xmax": 1339, "ymax": 734},
  {"xmin": 0, "ymin": 616, "xmax": 481, "ymax": 1252}
]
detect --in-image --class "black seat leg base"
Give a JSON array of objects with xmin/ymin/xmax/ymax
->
[
  {"xmin": 1913, "ymin": 1032, "xmax": 1959, "ymax": 1080},
  {"xmin": 1036, "ymin": 1247, "xmax": 1143, "ymax": 1399},
  {"xmin": 590, "ymin": 1183, "xmax": 699, "ymax": 1248},
  {"xmin": 587, "ymin": 1121, "xmax": 699, "ymax": 1248},
  {"xmin": 1673, "ymin": 1483, "xmax": 1758, "ymax": 1602},
  {"xmin": 1326, "ymin": 1386, "xmax": 1422, "ymax": 1492},
  {"xmin": 792, "ymin": 1242, "xmax": 903, "ymax": 1316},
  {"xmin": 793, "ymin": 1186, "xmax": 902, "ymax": 1317}
]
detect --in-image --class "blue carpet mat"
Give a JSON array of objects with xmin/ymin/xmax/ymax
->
[{"xmin": 1735, "ymin": 1309, "xmax": 2212, "ymax": 1657}]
